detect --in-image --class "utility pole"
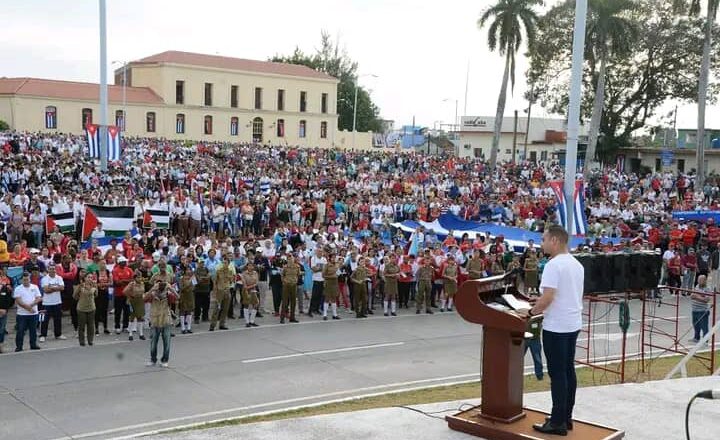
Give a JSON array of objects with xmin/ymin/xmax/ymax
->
[
  {"xmin": 523, "ymin": 85, "xmax": 534, "ymax": 162},
  {"xmin": 563, "ymin": 0, "xmax": 588, "ymax": 235},
  {"xmin": 512, "ymin": 110, "xmax": 518, "ymax": 163},
  {"xmin": 463, "ymin": 60, "xmax": 469, "ymax": 117},
  {"xmin": 99, "ymin": 0, "xmax": 108, "ymax": 172}
]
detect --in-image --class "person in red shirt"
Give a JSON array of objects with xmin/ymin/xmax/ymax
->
[
  {"xmin": 681, "ymin": 248, "xmax": 698, "ymax": 290},
  {"xmin": 667, "ymin": 253, "xmax": 682, "ymax": 288},
  {"xmin": 683, "ymin": 224, "xmax": 698, "ymax": 248},
  {"xmin": 442, "ymin": 231, "xmax": 458, "ymax": 248},
  {"xmin": 398, "ymin": 256, "xmax": 414, "ymax": 309},
  {"xmin": 111, "ymin": 257, "xmax": 134, "ymax": 334}
]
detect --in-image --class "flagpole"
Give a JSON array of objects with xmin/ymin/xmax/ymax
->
[
  {"xmin": 99, "ymin": 0, "xmax": 109, "ymax": 172},
  {"xmin": 563, "ymin": 0, "xmax": 588, "ymax": 235}
]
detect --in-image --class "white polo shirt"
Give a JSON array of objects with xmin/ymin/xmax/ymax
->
[
  {"xmin": 311, "ymin": 256, "xmax": 327, "ymax": 282},
  {"xmin": 539, "ymin": 253, "xmax": 584, "ymax": 333},
  {"xmin": 40, "ymin": 274, "xmax": 65, "ymax": 306},
  {"xmin": 13, "ymin": 284, "xmax": 42, "ymax": 316}
]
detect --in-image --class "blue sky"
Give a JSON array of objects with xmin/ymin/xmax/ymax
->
[{"xmin": 0, "ymin": 0, "xmax": 711, "ymax": 131}]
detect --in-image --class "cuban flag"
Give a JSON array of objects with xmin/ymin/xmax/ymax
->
[
  {"xmin": 45, "ymin": 107, "xmax": 57, "ymax": 129},
  {"xmin": 230, "ymin": 118, "xmax": 239, "ymax": 136},
  {"xmin": 107, "ymin": 125, "xmax": 121, "ymax": 162},
  {"xmin": 86, "ymin": 124, "xmax": 100, "ymax": 158},
  {"xmin": 548, "ymin": 180, "xmax": 587, "ymax": 236},
  {"xmin": 176, "ymin": 115, "xmax": 185, "ymax": 134}
]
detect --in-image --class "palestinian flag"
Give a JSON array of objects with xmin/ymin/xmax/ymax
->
[
  {"xmin": 143, "ymin": 209, "xmax": 170, "ymax": 229},
  {"xmin": 46, "ymin": 212, "xmax": 75, "ymax": 234},
  {"xmin": 82, "ymin": 205, "xmax": 135, "ymax": 240}
]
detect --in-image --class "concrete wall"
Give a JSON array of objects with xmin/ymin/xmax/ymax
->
[{"xmin": 456, "ymin": 132, "xmax": 558, "ymax": 162}]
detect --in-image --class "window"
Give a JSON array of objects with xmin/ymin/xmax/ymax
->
[
  {"xmin": 277, "ymin": 119, "xmax": 285, "ymax": 137},
  {"xmin": 45, "ymin": 106, "xmax": 57, "ymax": 129},
  {"xmin": 655, "ymin": 158, "xmax": 661, "ymax": 171},
  {"xmin": 299, "ymin": 91, "xmax": 307, "ymax": 112},
  {"xmin": 540, "ymin": 151, "xmax": 548, "ymax": 161},
  {"xmin": 176, "ymin": 114, "xmax": 185, "ymax": 134},
  {"xmin": 473, "ymin": 148, "xmax": 482, "ymax": 159},
  {"xmin": 254, "ymin": 87, "xmax": 263, "ymax": 110},
  {"xmin": 277, "ymin": 89, "xmax": 285, "ymax": 111},
  {"xmin": 252, "ymin": 117, "xmax": 263, "ymax": 143},
  {"xmin": 529, "ymin": 151, "xmax": 537, "ymax": 162},
  {"xmin": 230, "ymin": 117, "xmax": 239, "ymax": 136},
  {"xmin": 505, "ymin": 149, "xmax": 512, "ymax": 154},
  {"xmin": 321, "ymin": 93, "xmax": 328, "ymax": 114},
  {"xmin": 204, "ymin": 115, "xmax": 213, "ymax": 135},
  {"xmin": 82, "ymin": 108, "xmax": 93, "ymax": 127},
  {"xmin": 146, "ymin": 112, "xmax": 156, "ymax": 132},
  {"xmin": 204, "ymin": 83, "xmax": 213, "ymax": 106},
  {"xmin": 320, "ymin": 121, "xmax": 328, "ymax": 139},
  {"xmin": 677, "ymin": 159, "xmax": 685, "ymax": 173},
  {"xmin": 115, "ymin": 110, "xmax": 125, "ymax": 131},
  {"xmin": 299, "ymin": 120, "xmax": 307, "ymax": 138},
  {"xmin": 230, "ymin": 85, "xmax": 238, "ymax": 108},
  {"xmin": 176, "ymin": 80, "xmax": 184, "ymax": 105}
]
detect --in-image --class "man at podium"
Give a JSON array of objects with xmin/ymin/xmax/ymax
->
[{"xmin": 526, "ymin": 225, "xmax": 584, "ymax": 436}]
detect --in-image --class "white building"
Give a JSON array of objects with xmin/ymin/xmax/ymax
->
[{"xmin": 455, "ymin": 116, "xmax": 587, "ymax": 162}]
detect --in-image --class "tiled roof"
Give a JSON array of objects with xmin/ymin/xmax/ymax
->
[
  {"xmin": 0, "ymin": 77, "xmax": 164, "ymax": 104},
  {"xmin": 131, "ymin": 50, "xmax": 336, "ymax": 81}
]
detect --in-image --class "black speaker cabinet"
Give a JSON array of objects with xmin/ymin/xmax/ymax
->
[{"xmin": 610, "ymin": 253, "xmax": 629, "ymax": 292}]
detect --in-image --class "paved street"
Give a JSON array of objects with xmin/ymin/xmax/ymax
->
[{"xmin": 0, "ymin": 296, "xmax": 710, "ymax": 440}]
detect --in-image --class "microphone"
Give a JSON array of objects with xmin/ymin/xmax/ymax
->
[{"xmin": 696, "ymin": 390, "xmax": 720, "ymax": 400}]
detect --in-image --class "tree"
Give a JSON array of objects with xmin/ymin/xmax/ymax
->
[
  {"xmin": 270, "ymin": 32, "xmax": 383, "ymax": 134},
  {"xmin": 478, "ymin": 0, "xmax": 541, "ymax": 169},
  {"xmin": 528, "ymin": 0, "xmax": 720, "ymax": 162},
  {"xmin": 673, "ymin": 0, "xmax": 719, "ymax": 186},
  {"xmin": 0, "ymin": 120, "xmax": 8, "ymax": 131},
  {"xmin": 581, "ymin": 0, "xmax": 640, "ymax": 175}
]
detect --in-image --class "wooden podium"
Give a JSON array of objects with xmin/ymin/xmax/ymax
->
[{"xmin": 445, "ymin": 273, "xmax": 624, "ymax": 440}]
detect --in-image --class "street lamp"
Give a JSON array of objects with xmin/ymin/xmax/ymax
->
[
  {"xmin": 352, "ymin": 73, "xmax": 378, "ymax": 148},
  {"xmin": 111, "ymin": 61, "xmax": 128, "ymax": 132},
  {"xmin": 442, "ymin": 98, "xmax": 459, "ymax": 138}
]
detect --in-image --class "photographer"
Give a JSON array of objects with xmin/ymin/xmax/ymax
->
[{"xmin": 144, "ymin": 279, "xmax": 177, "ymax": 368}]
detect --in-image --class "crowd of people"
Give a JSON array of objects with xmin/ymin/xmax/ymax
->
[{"xmin": 0, "ymin": 130, "xmax": 717, "ymax": 363}]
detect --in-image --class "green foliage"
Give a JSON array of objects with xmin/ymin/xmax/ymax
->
[
  {"xmin": 270, "ymin": 31, "xmax": 382, "ymax": 133},
  {"xmin": 0, "ymin": 120, "xmax": 8, "ymax": 131},
  {"xmin": 527, "ymin": 0, "xmax": 720, "ymax": 161}
]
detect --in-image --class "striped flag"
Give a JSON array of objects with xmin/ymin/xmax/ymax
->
[
  {"xmin": 107, "ymin": 125, "xmax": 121, "ymax": 162},
  {"xmin": 143, "ymin": 209, "xmax": 170, "ymax": 229},
  {"xmin": 80, "ymin": 236, "xmax": 124, "ymax": 255},
  {"xmin": 548, "ymin": 180, "xmax": 587, "ymax": 236},
  {"xmin": 86, "ymin": 124, "xmax": 100, "ymax": 158},
  {"xmin": 82, "ymin": 205, "xmax": 135, "ymax": 240},
  {"xmin": 46, "ymin": 211, "xmax": 75, "ymax": 234}
]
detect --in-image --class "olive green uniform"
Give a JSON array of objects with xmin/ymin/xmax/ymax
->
[
  {"xmin": 351, "ymin": 266, "xmax": 369, "ymax": 317},
  {"xmin": 74, "ymin": 285, "xmax": 97, "ymax": 346},
  {"xmin": 126, "ymin": 281, "xmax": 146, "ymax": 320},
  {"xmin": 467, "ymin": 257, "xmax": 484, "ymax": 280},
  {"xmin": 416, "ymin": 265, "xmax": 434, "ymax": 312},
  {"xmin": 210, "ymin": 263, "xmax": 235, "ymax": 329},
  {"xmin": 322, "ymin": 262, "xmax": 340, "ymax": 303},
  {"xmin": 242, "ymin": 271, "xmax": 260, "ymax": 306},
  {"xmin": 443, "ymin": 264, "xmax": 458, "ymax": 297},
  {"xmin": 383, "ymin": 262, "xmax": 400, "ymax": 301},
  {"xmin": 178, "ymin": 277, "xmax": 195, "ymax": 314},
  {"xmin": 281, "ymin": 262, "xmax": 301, "ymax": 320}
]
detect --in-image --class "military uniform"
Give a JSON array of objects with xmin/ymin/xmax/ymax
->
[
  {"xmin": 443, "ymin": 263, "xmax": 458, "ymax": 297},
  {"xmin": 383, "ymin": 262, "xmax": 400, "ymax": 301},
  {"xmin": 416, "ymin": 264, "xmax": 434, "ymax": 313},
  {"xmin": 194, "ymin": 265, "xmax": 212, "ymax": 322},
  {"xmin": 242, "ymin": 271, "xmax": 260, "ymax": 307},
  {"xmin": 281, "ymin": 261, "xmax": 301, "ymax": 322},
  {"xmin": 126, "ymin": 281, "xmax": 146, "ymax": 321},
  {"xmin": 351, "ymin": 265, "xmax": 369, "ymax": 318},
  {"xmin": 178, "ymin": 277, "xmax": 195, "ymax": 315},
  {"xmin": 210, "ymin": 262, "xmax": 235, "ymax": 330},
  {"xmin": 467, "ymin": 257, "xmax": 484, "ymax": 280},
  {"xmin": 322, "ymin": 261, "xmax": 340, "ymax": 320}
]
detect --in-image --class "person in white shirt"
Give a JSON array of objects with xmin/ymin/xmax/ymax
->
[
  {"xmin": 13, "ymin": 272, "xmax": 43, "ymax": 352},
  {"xmin": 39, "ymin": 265, "xmax": 66, "ymax": 342},
  {"xmin": 91, "ymin": 222, "xmax": 106, "ymax": 239},
  {"xmin": 527, "ymin": 225, "xmax": 584, "ymax": 436},
  {"xmin": 308, "ymin": 249, "xmax": 327, "ymax": 317}
]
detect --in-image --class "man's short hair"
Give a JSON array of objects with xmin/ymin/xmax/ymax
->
[{"xmin": 545, "ymin": 224, "xmax": 569, "ymax": 245}]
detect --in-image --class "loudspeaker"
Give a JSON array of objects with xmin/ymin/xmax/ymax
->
[
  {"xmin": 611, "ymin": 253, "xmax": 629, "ymax": 292},
  {"xmin": 575, "ymin": 253, "xmax": 595, "ymax": 294},
  {"xmin": 628, "ymin": 253, "xmax": 644, "ymax": 290},
  {"xmin": 641, "ymin": 252, "xmax": 662, "ymax": 289},
  {"xmin": 594, "ymin": 254, "xmax": 613, "ymax": 294}
]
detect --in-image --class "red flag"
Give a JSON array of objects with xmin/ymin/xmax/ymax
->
[
  {"xmin": 82, "ymin": 207, "xmax": 99, "ymax": 240},
  {"xmin": 143, "ymin": 210, "xmax": 153, "ymax": 227},
  {"xmin": 46, "ymin": 216, "xmax": 57, "ymax": 233}
]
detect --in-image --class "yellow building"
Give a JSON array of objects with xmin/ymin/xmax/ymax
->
[{"xmin": 0, "ymin": 50, "xmax": 374, "ymax": 149}]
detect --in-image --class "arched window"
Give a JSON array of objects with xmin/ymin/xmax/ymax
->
[
  {"xmin": 252, "ymin": 117, "xmax": 263, "ymax": 143},
  {"xmin": 276, "ymin": 119, "xmax": 285, "ymax": 137},
  {"xmin": 45, "ymin": 106, "xmax": 57, "ymax": 129},
  {"xmin": 146, "ymin": 112, "xmax": 156, "ymax": 132},
  {"xmin": 204, "ymin": 115, "xmax": 213, "ymax": 135},
  {"xmin": 230, "ymin": 117, "xmax": 239, "ymax": 136},
  {"xmin": 176, "ymin": 114, "xmax": 185, "ymax": 134},
  {"xmin": 115, "ymin": 110, "xmax": 125, "ymax": 131},
  {"xmin": 82, "ymin": 108, "xmax": 93, "ymax": 128},
  {"xmin": 299, "ymin": 120, "xmax": 307, "ymax": 138}
]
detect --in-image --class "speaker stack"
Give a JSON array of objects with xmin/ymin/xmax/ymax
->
[{"xmin": 574, "ymin": 251, "xmax": 661, "ymax": 295}]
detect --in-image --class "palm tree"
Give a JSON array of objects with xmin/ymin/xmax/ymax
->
[
  {"xmin": 478, "ymin": 0, "xmax": 541, "ymax": 170},
  {"xmin": 674, "ymin": 0, "xmax": 719, "ymax": 188},
  {"xmin": 582, "ymin": 0, "xmax": 639, "ymax": 176}
]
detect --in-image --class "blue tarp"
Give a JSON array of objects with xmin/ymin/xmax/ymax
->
[
  {"xmin": 392, "ymin": 214, "xmax": 621, "ymax": 250},
  {"xmin": 671, "ymin": 211, "xmax": 720, "ymax": 224}
]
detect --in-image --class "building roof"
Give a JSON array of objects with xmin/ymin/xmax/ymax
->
[
  {"xmin": 0, "ymin": 77, "xmax": 164, "ymax": 104},
  {"xmin": 130, "ymin": 50, "xmax": 336, "ymax": 81}
]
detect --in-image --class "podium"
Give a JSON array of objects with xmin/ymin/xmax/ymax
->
[{"xmin": 445, "ymin": 273, "xmax": 624, "ymax": 440}]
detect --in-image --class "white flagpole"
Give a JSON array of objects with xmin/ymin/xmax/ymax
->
[
  {"xmin": 99, "ymin": 0, "xmax": 108, "ymax": 172},
  {"xmin": 563, "ymin": 0, "xmax": 588, "ymax": 235}
]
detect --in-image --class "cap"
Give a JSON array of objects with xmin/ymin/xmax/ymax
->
[{"xmin": 117, "ymin": 256, "xmax": 128, "ymax": 263}]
